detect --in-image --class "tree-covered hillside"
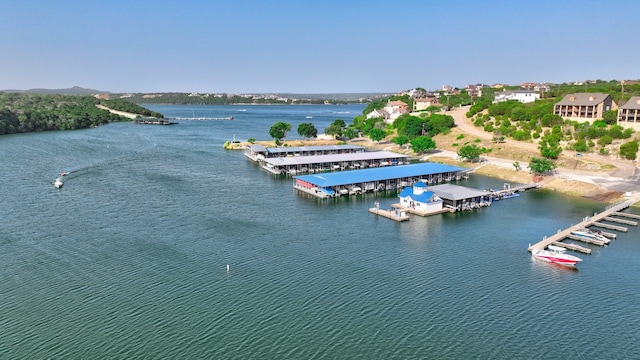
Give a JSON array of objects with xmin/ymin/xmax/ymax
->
[{"xmin": 0, "ymin": 93, "xmax": 162, "ymax": 135}]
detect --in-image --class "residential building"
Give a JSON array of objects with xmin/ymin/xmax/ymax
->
[
  {"xmin": 553, "ymin": 93, "xmax": 617, "ymax": 122},
  {"xmin": 413, "ymin": 97, "xmax": 440, "ymax": 112},
  {"xmin": 365, "ymin": 108, "xmax": 389, "ymax": 120},
  {"xmin": 383, "ymin": 100, "xmax": 409, "ymax": 123},
  {"xmin": 617, "ymin": 96, "xmax": 640, "ymax": 131},
  {"xmin": 493, "ymin": 90, "xmax": 540, "ymax": 104}
]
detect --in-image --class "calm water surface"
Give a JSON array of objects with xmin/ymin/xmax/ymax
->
[{"xmin": 1, "ymin": 104, "xmax": 639, "ymax": 359}]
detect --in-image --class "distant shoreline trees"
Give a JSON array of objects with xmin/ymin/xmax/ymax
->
[{"xmin": 0, "ymin": 93, "xmax": 162, "ymax": 135}]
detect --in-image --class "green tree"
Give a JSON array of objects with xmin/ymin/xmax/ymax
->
[
  {"xmin": 297, "ymin": 122, "xmax": 317, "ymax": 138},
  {"xmin": 369, "ymin": 128, "xmax": 386, "ymax": 142},
  {"xmin": 410, "ymin": 136, "xmax": 436, "ymax": 154},
  {"xmin": 325, "ymin": 124, "xmax": 343, "ymax": 138},
  {"xmin": 528, "ymin": 157, "xmax": 557, "ymax": 175},
  {"xmin": 619, "ymin": 140, "xmax": 639, "ymax": 160},
  {"xmin": 457, "ymin": 144, "xmax": 484, "ymax": 162},
  {"xmin": 391, "ymin": 135, "xmax": 409, "ymax": 148},
  {"xmin": 343, "ymin": 127, "xmax": 358, "ymax": 140},
  {"xmin": 539, "ymin": 135, "xmax": 562, "ymax": 159},
  {"xmin": 269, "ymin": 121, "xmax": 291, "ymax": 141},
  {"xmin": 602, "ymin": 110, "xmax": 618, "ymax": 124}
]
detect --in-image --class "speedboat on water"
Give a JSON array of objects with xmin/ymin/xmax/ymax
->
[
  {"xmin": 60, "ymin": 171, "xmax": 68, "ymax": 176},
  {"xmin": 570, "ymin": 229, "xmax": 610, "ymax": 244},
  {"xmin": 531, "ymin": 245, "xmax": 582, "ymax": 267},
  {"xmin": 54, "ymin": 178, "xmax": 64, "ymax": 189}
]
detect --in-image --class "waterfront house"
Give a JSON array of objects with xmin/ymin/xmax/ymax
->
[
  {"xmin": 398, "ymin": 181, "xmax": 444, "ymax": 214},
  {"xmin": 553, "ymin": 93, "xmax": 617, "ymax": 122},
  {"xmin": 617, "ymin": 96, "xmax": 640, "ymax": 131}
]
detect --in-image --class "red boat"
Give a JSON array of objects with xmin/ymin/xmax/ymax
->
[{"xmin": 531, "ymin": 245, "xmax": 582, "ymax": 267}]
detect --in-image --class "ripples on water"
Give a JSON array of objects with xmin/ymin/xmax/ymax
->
[{"xmin": 1, "ymin": 105, "xmax": 639, "ymax": 359}]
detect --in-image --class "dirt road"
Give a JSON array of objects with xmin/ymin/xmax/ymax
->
[{"xmin": 445, "ymin": 106, "xmax": 640, "ymax": 193}]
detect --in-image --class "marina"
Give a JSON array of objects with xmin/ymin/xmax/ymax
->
[
  {"xmin": 260, "ymin": 151, "xmax": 410, "ymax": 175},
  {"xmin": 133, "ymin": 118, "xmax": 177, "ymax": 125},
  {"xmin": 293, "ymin": 162, "xmax": 467, "ymax": 198},
  {"xmin": 244, "ymin": 144, "xmax": 365, "ymax": 162}
]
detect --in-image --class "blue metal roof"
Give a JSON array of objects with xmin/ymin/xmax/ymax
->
[
  {"xmin": 294, "ymin": 163, "xmax": 465, "ymax": 187},
  {"xmin": 398, "ymin": 188, "xmax": 438, "ymax": 203}
]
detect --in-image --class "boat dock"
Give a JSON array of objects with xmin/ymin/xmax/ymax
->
[
  {"xmin": 134, "ymin": 118, "xmax": 177, "ymax": 125},
  {"xmin": 244, "ymin": 144, "xmax": 365, "ymax": 162},
  {"xmin": 170, "ymin": 116, "xmax": 233, "ymax": 120},
  {"xmin": 528, "ymin": 199, "xmax": 636, "ymax": 253},
  {"xmin": 261, "ymin": 151, "xmax": 410, "ymax": 175},
  {"xmin": 488, "ymin": 182, "xmax": 541, "ymax": 200},
  {"xmin": 369, "ymin": 203, "xmax": 410, "ymax": 222},
  {"xmin": 391, "ymin": 203, "xmax": 452, "ymax": 216},
  {"xmin": 294, "ymin": 163, "xmax": 467, "ymax": 199}
]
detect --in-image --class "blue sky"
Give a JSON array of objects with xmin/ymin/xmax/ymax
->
[{"xmin": 1, "ymin": 0, "xmax": 637, "ymax": 93}]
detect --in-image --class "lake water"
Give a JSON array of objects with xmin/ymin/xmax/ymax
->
[{"xmin": 1, "ymin": 104, "xmax": 639, "ymax": 359}]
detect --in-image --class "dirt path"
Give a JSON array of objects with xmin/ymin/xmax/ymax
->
[{"xmin": 445, "ymin": 106, "xmax": 640, "ymax": 194}]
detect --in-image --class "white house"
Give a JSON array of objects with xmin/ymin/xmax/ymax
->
[
  {"xmin": 398, "ymin": 181, "xmax": 443, "ymax": 214},
  {"xmin": 365, "ymin": 108, "xmax": 389, "ymax": 120},
  {"xmin": 493, "ymin": 90, "xmax": 540, "ymax": 103}
]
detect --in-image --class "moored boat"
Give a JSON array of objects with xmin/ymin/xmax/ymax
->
[
  {"xmin": 531, "ymin": 245, "xmax": 582, "ymax": 267},
  {"xmin": 570, "ymin": 229, "xmax": 610, "ymax": 244}
]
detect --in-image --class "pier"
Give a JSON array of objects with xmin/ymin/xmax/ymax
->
[
  {"xmin": 170, "ymin": 116, "xmax": 233, "ymax": 121},
  {"xmin": 528, "ymin": 199, "xmax": 635, "ymax": 252},
  {"xmin": 134, "ymin": 118, "xmax": 177, "ymax": 125},
  {"xmin": 369, "ymin": 205, "xmax": 410, "ymax": 222}
]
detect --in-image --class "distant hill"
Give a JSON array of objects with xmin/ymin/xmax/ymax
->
[{"xmin": 1, "ymin": 86, "xmax": 108, "ymax": 95}]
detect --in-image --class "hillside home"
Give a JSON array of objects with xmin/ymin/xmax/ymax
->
[
  {"xmin": 617, "ymin": 96, "xmax": 640, "ymax": 131},
  {"xmin": 365, "ymin": 108, "xmax": 389, "ymax": 120},
  {"xmin": 553, "ymin": 93, "xmax": 617, "ymax": 122},
  {"xmin": 413, "ymin": 97, "xmax": 440, "ymax": 111},
  {"xmin": 383, "ymin": 100, "xmax": 409, "ymax": 123},
  {"xmin": 493, "ymin": 90, "xmax": 540, "ymax": 104}
]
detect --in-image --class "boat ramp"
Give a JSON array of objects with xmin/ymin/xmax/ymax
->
[{"xmin": 529, "ymin": 199, "xmax": 638, "ymax": 256}]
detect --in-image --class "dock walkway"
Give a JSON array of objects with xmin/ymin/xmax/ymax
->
[
  {"xmin": 528, "ymin": 199, "xmax": 635, "ymax": 252},
  {"xmin": 369, "ymin": 207, "xmax": 410, "ymax": 222}
]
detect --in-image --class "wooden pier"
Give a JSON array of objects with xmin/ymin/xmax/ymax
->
[
  {"xmin": 391, "ymin": 204, "xmax": 452, "ymax": 217},
  {"xmin": 528, "ymin": 199, "xmax": 635, "ymax": 252},
  {"xmin": 369, "ymin": 207, "xmax": 410, "ymax": 222}
]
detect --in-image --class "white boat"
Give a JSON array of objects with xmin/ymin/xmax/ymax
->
[
  {"xmin": 54, "ymin": 178, "xmax": 64, "ymax": 189},
  {"xmin": 570, "ymin": 229, "xmax": 610, "ymax": 244},
  {"xmin": 531, "ymin": 245, "xmax": 582, "ymax": 267}
]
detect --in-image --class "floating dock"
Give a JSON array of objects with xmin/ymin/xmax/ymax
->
[
  {"xmin": 244, "ymin": 144, "xmax": 365, "ymax": 162},
  {"xmin": 261, "ymin": 151, "xmax": 410, "ymax": 175},
  {"xmin": 134, "ymin": 118, "xmax": 177, "ymax": 125},
  {"xmin": 528, "ymin": 199, "xmax": 635, "ymax": 253},
  {"xmin": 368, "ymin": 207, "xmax": 410, "ymax": 222}
]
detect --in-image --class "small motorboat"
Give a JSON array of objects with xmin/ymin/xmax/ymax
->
[
  {"xmin": 531, "ymin": 245, "xmax": 582, "ymax": 267},
  {"xmin": 54, "ymin": 178, "xmax": 64, "ymax": 189},
  {"xmin": 60, "ymin": 172, "xmax": 68, "ymax": 176}
]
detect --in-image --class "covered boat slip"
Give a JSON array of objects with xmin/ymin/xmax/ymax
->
[
  {"xmin": 244, "ymin": 144, "xmax": 365, "ymax": 161},
  {"xmin": 427, "ymin": 184, "xmax": 492, "ymax": 211},
  {"xmin": 293, "ymin": 163, "xmax": 467, "ymax": 198},
  {"xmin": 261, "ymin": 151, "xmax": 410, "ymax": 175}
]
